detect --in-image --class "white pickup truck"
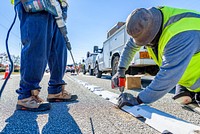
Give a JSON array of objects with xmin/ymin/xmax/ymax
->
[
  {"xmin": 82, "ymin": 50, "xmax": 101, "ymax": 75},
  {"xmin": 94, "ymin": 22, "xmax": 159, "ymax": 78}
]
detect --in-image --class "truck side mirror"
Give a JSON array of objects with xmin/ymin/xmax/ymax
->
[
  {"xmin": 93, "ymin": 46, "xmax": 99, "ymax": 53},
  {"xmin": 82, "ymin": 59, "xmax": 85, "ymax": 63},
  {"xmin": 100, "ymin": 48, "xmax": 103, "ymax": 53},
  {"xmin": 87, "ymin": 51, "xmax": 90, "ymax": 58}
]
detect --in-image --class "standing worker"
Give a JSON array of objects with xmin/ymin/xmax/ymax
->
[
  {"xmin": 112, "ymin": 6, "xmax": 200, "ymax": 108},
  {"xmin": 11, "ymin": 0, "xmax": 77, "ymax": 112}
]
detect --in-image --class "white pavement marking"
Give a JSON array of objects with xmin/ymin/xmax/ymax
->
[
  {"xmin": 71, "ymin": 76, "xmax": 200, "ymax": 134},
  {"xmin": 122, "ymin": 105, "xmax": 200, "ymax": 134}
]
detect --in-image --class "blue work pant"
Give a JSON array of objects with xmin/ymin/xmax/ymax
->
[{"xmin": 16, "ymin": 3, "xmax": 67, "ymax": 100}]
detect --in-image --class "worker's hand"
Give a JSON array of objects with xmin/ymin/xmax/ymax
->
[
  {"xmin": 62, "ymin": 6, "xmax": 68, "ymax": 22},
  {"xmin": 111, "ymin": 67, "xmax": 126, "ymax": 89},
  {"xmin": 66, "ymin": 41, "xmax": 72, "ymax": 50},
  {"xmin": 118, "ymin": 93, "xmax": 139, "ymax": 108}
]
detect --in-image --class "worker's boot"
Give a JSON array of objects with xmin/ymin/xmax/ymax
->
[
  {"xmin": 16, "ymin": 89, "xmax": 51, "ymax": 112},
  {"xmin": 195, "ymin": 93, "xmax": 200, "ymax": 107},
  {"xmin": 173, "ymin": 85, "xmax": 194, "ymax": 105},
  {"xmin": 173, "ymin": 91, "xmax": 194, "ymax": 105},
  {"xmin": 47, "ymin": 85, "xmax": 78, "ymax": 102}
]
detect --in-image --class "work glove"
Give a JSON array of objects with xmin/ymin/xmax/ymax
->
[
  {"xmin": 60, "ymin": 0, "xmax": 69, "ymax": 22},
  {"xmin": 62, "ymin": 6, "xmax": 68, "ymax": 22},
  {"xmin": 111, "ymin": 67, "xmax": 126, "ymax": 89},
  {"xmin": 118, "ymin": 93, "xmax": 139, "ymax": 108},
  {"xmin": 66, "ymin": 41, "xmax": 72, "ymax": 50}
]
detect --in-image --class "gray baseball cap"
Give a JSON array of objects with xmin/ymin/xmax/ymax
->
[{"xmin": 126, "ymin": 7, "xmax": 162, "ymax": 46}]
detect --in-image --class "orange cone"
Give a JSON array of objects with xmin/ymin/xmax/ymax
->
[{"xmin": 3, "ymin": 65, "xmax": 10, "ymax": 79}]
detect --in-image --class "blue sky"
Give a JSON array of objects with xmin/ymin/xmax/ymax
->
[{"xmin": 1, "ymin": 0, "xmax": 200, "ymax": 64}]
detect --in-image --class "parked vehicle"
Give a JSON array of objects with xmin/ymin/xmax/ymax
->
[
  {"xmin": 94, "ymin": 22, "xmax": 159, "ymax": 78},
  {"xmin": 82, "ymin": 48, "xmax": 102, "ymax": 75},
  {"xmin": 0, "ymin": 64, "xmax": 6, "ymax": 72},
  {"xmin": 66, "ymin": 64, "xmax": 75, "ymax": 73}
]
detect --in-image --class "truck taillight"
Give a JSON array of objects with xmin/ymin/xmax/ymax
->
[{"xmin": 139, "ymin": 51, "xmax": 150, "ymax": 59}]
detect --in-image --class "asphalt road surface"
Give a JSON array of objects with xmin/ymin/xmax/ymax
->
[{"xmin": 0, "ymin": 73, "xmax": 199, "ymax": 134}]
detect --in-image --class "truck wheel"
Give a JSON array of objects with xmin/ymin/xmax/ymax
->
[
  {"xmin": 89, "ymin": 68, "xmax": 94, "ymax": 75},
  {"xmin": 83, "ymin": 65, "xmax": 86, "ymax": 75},
  {"xmin": 111, "ymin": 56, "xmax": 119, "ymax": 76},
  {"xmin": 146, "ymin": 65, "xmax": 159, "ymax": 76},
  {"xmin": 94, "ymin": 63, "xmax": 102, "ymax": 78}
]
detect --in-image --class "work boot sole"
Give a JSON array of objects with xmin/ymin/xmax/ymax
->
[
  {"xmin": 172, "ymin": 91, "xmax": 193, "ymax": 100},
  {"xmin": 16, "ymin": 103, "xmax": 51, "ymax": 112},
  {"xmin": 195, "ymin": 93, "xmax": 200, "ymax": 107},
  {"xmin": 47, "ymin": 95, "xmax": 78, "ymax": 102}
]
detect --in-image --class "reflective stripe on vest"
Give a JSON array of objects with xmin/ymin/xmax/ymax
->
[{"xmin": 147, "ymin": 6, "xmax": 200, "ymax": 92}]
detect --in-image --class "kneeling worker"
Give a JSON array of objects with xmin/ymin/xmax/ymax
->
[{"xmin": 112, "ymin": 6, "xmax": 200, "ymax": 108}]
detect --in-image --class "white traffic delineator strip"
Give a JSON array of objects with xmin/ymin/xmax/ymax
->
[
  {"xmin": 93, "ymin": 90, "xmax": 119, "ymax": 104},
  {"xmin": 89, "ymin": 86, "xmax": 103, "ymax": 92},
  {"xmin": 122, "ymin": 105, "xmax": 200, "ymax": 134},
  {"xmin": 72, "ymin": 77, "xmax": 200, "ymax": 134}
]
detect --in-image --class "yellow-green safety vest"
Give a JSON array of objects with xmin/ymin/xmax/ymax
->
[{"xmin": 147, "ymin": 6, "xmax": 200, "ymax": 92}]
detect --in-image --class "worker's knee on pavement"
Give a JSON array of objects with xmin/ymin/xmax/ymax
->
[{"xmin": 173, "ymin": 96, "xmax": 192, "ymax": 105}]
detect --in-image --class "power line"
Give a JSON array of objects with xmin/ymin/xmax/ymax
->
[
  {"xmin": 0, "ymin": 12, "xmax": 14, "ymax": 23},
  {"xmin": 0, "ymin": 36, "xmax": 21, "ymax": 56},
  {"xmin": 0, "ymin": 23, "xmax": 20, "ymax": 40},
  {"xmin": 0, "ymin": 34, "xmax": 21, "ymax": 51}
]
